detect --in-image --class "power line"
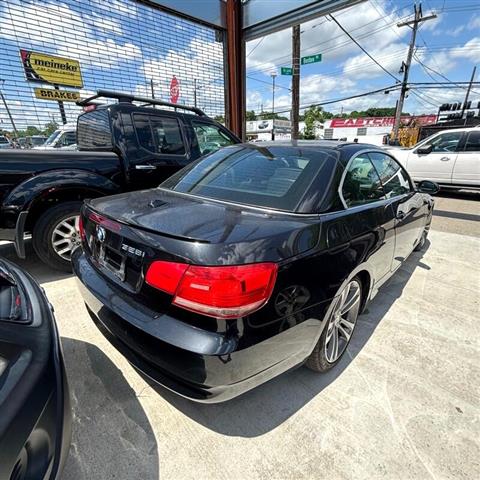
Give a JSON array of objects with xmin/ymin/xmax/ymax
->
[
  {"xmin": 328, "ymin": 14, "xmax": 400, "ymax": 82},
  {"xmin": 246, "ymin": 37, "xmax": 265, "ymax": 58}
]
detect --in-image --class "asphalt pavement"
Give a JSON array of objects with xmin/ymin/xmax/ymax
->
[{"xmin": 0, "ymin": 191, "xmax": 478, "ymax": 480}]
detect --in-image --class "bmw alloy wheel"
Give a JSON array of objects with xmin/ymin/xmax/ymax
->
[
  {"xmin": 51, "ymin": 215, "xmax": 81, "ymax": 261},
  {"xmin": 324, "ymin": 279, "xmax": 361, "ymax": 363}
]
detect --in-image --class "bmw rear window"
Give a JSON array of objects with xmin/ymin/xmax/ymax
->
[{"xmin": 160, "ymin": 145, "xmax": 336, "ymax": 211}]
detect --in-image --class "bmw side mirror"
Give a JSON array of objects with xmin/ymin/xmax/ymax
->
[
  {"xmin": 417, "ymin": 180, "xmax": 440, "ymax": 195},
  {"xmin": 416, "ymin": 144, "xmax": 433, "ymax": 155}
]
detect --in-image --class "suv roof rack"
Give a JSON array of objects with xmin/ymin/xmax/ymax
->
[{"xmin": 77, "ymin": 89, "xmax": 207, "ymax": 116}]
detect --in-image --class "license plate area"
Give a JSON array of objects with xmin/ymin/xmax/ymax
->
[{"xmin": 98, "ymin": 244, "xmax": 126, "ymax": 282}]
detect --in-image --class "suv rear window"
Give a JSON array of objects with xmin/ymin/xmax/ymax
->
[
  {"xmin": 161, "ymin": 145, "xmax": 335, "ymax": 211},
  {"xmin": 77, "ymin": 109, "xmax": 112, "ymax": 150}
]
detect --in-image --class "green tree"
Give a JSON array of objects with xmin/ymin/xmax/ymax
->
[
  {"xmin": 43, "ymin": 121, "xmax": 59, "ymax": 137},
  {"xmin": 25, "ymin": 125, "xmax": 40, "ymax": 136},
  {"xmin": 258, "ymin": 112, "xmax": 289, "ymax": 121},
  {"xmin": 303, "ymin": 106, "xmax": 325, "ymax": 139},
  {"xmin": 246, "ymin": 110, "xmax": 257, "ymax": 121}
]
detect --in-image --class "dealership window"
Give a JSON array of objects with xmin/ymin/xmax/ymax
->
[
  {"xmin": 77, "ymin": 109, "xmax": 112, "ymax": 150},
  {"xmin": 324, "ymin": 128, "xmax": 334, "ymax": 139},
  {"xmin": 368, "ymin": 152, "xmax": 412, "ymax": 198},
  {"xmin": 134, "ymin": 114, "xmax": 186, "ymax": 155},
  {"xmin": 357, "ymin": 127, "xmax": 367, "ymax": 136},
  {"xmin": 342, "ymin": 154, "xmax": 385, "ymax": 207},
  {"xmin": 192, "ymin": 122, "xmax": 235, "ymax": 155}
]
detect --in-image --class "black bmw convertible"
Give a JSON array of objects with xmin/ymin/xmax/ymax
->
[{"xmin": 73, "ymin": 142, "xmax": 438, "ymax": 402}]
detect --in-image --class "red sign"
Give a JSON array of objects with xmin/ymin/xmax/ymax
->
[
  {"xmin": 170, "ymin": 76, "xmax": 179, "ymax": 104},
  {"xmin": 329, "ymin": 115, "xmax": 436, "ymax": 128}
]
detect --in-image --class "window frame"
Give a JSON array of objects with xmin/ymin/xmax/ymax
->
[
  {"xmin": 338, "ymin": 149, "xmax": 415, "ymax": 210},
  {"xmin": 132, "ymin": 112, "xmax": 188, "ymax": 158}
]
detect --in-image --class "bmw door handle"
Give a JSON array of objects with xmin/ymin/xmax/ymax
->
[
  {"xmin": 440, "ymin": 156, "xmax": 450, "ymax": 161},
  {"xmin": 135, "ymin": 163, "xmax": 156, "ymax": 170}
]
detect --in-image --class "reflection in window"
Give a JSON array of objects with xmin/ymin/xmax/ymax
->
[
  {"xmin": 464, "ymin": 131, "xmax": 480, "ymax": 152},
  {"xmin": 369, "ymin": 152, "xmax": 411, "ymax": 198},
  {"xmin": 77, "ymin": 109, "xmax": 112, "ymax": 149},
  {"xmin": 134, "ymin": 114, "xmax": 185, "ymax": 155},
  {"xmin": 424, "ymin": 131, "xmax": 462, "ymax": 153},
  {"xmin": 342, "ymin": 155, "xmax": 385, "ymax": 207},
  {"xmin": 192, "ymin": 123, "xmax": 235, "ymax": 155}
]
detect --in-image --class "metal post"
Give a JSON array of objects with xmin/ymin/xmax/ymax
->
[
  {"xmin": 150, "ymin": 78, "xmax": 155, "ymax": 98},
  {"xmin": 54, "ymin": 85, "xmax": 67, "ymax": 125},
  {"xmin": 194, "ymin": 78, "xmax": 197, "ymax": 108},
  {"xmin": 393, "ymin": 4, "xmax": 437, "ymax": 143},
  {"xmin": 0, "ymin": 83, "xmax": 19, "ymax": 138},
  {"xmin": 271, "ymin": 72, "xmax": 276, "ymax": 140},
  {"xmin": 225, "ymin": 0, "xmax": 245, "ymax": 139},
  {"xmin": 291, "ymin": 25, "xmax": 300, "ymax": 140},
  {"xmin": 461, "ymin": 65, "xmax": 476, "ymax": 125}
]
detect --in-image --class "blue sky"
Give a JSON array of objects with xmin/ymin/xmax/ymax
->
[
  {"xmin": 245, "ymin": 0, "xmax": 480, "ymax": 116},
  {"xmin": 0, "ymin": 0, "xmax": 478, "ymax": 131}
]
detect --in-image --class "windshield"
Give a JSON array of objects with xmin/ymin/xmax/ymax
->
[
  {"xmin": 161, "ymin": 145, "xmax": 334, "ymax": 212},
  {"xmin": 44, "ymin": 130, "xmax": 62, "ymax": 146},
  {"xmin": 31, "ymin": 137, "xmax": 45, "ymax": 146},
  {"xmin": 0, "ymin": 136, "xmax": 9, "ymax": 144}
]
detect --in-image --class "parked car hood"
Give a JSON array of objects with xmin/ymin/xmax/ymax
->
[{"xmin": 87, "ymin": 188, "xmax": 321, "ymax": 250}]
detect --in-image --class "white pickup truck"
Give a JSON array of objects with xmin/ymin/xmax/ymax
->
[{"xmin": 386, "ymin": 127, "xmax": 480, "ymax": 190}]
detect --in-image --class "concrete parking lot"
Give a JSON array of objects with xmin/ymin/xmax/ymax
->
[{"xmin": 1, "ymin": 191, "xmax": 479, "ymax": 480}]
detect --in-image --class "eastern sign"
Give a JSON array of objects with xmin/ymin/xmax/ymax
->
[
  {"xmin": 329, "ymin": 115, "xmax": 437, "ymax": 128},
  {"xmin": 281, "ymin": 67, "xmax": 293, "ymax": 75},
  {"xmin": 301, "ymin": 54, "xmax": 322, "ymax": 65},
  {"xmin": 20, "ymin": 49, "xmax": 83, "ymax": 88},
  {"xmin": 170, "ymin": 76, "xmax": 180, "ymax": 104},
  {"xmin": 34, "ymin": 88, "xmax": 80, "ymax": 102}
]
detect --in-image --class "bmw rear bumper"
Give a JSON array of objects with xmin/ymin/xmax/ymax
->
[{"xmin": 72, "ymin": 249, "xmax": 321, "ymax": 403}]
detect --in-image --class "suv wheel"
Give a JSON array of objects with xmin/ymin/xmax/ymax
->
[
  {"xmin": 306, "ymin": 277, "xmax": 362, "ymax": 372},
  {"xmin": 33, "ymin": 201, "xmax": 83, "ymax": 271}
]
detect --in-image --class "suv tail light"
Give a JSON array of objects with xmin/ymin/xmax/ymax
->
[
  {"xmin": 78, "ymin": 214, "xmax": 85, "ymax": 241},
  {"xmin": 145, "ymin": 261, "xmax": 277, "ymax": 319}
]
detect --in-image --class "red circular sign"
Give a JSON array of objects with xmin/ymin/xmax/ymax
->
[{"xmin": 170, "ymin": 76, "xmax": 179, "ymax": 104}]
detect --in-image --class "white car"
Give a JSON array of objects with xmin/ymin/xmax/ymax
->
[
  {"xmin": 34, "ymin": 123, "xmax": 77, "ymax": 150},
  {"xmin": 386, "ymin": 127, "xmax": 480, "ymax": 190}
]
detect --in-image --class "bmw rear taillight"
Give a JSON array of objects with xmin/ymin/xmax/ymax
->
[{"xmin": 145, "ymin": 261, "xmax": 277, "ymax": 319}]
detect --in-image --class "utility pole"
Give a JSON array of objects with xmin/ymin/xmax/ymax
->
[
  {"xmin": 150, "ymin": 78, "xmax": 155, "ymax": 98},
  {"xmin": 393, "ymin": 3, "xmax": 437, "ymax": 143},
  {"xmin": 461, "ymin": 65, "xmax": 476, "ymax": 124},
  {"xmin": 291, "ymin": 24, "xmax": 301, "ymax": 140},
  {"xmin": 271, "ymin": 72, "xmax": 276, "ymax": 140},
  {"xmin": 0, "ymin": 79, "xmax": 19, "ymax": 137}
]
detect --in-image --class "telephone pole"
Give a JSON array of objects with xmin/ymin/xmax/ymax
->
[
  {"xmin": 393, "ymin": 3, "xmax": 436, "ymax": 143},
  {"xmin": 291, "ymin": 24, "xmax": 301, "ymax": 140},
  {"xmin": 461, "ymin": 65, "xmax": 476, "ymax": 124},
  {"xmin": 0, "ymin": 79, "xmax": 18, "ymax": 137}
]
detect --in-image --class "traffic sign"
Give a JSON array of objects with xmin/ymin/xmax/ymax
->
[
  {"xmin": 281, "ymin": 67, "xmax": 293, "ymax": 75},
  {"xmin": 301, "ymin": 53, "xmax": 322, "ymax": 65},
  {"xmin": 170, "ymin": 75, "xmax": 179, "ymax": 103}
]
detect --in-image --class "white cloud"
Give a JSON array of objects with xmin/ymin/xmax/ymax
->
[
  {"xmin": 246, "ymin": 0, "xmax": 410, "ymax": 77},
  {"xmin": 141, "ymin": 38, "xmax": 224, "ymax": 114},
  {"xmin": 451, "ymin": 37, "xmax": 480, "ymax": 63},
  {"xmin": 445, "ymin": 25, "xmax": 465, "ymax": 37}
]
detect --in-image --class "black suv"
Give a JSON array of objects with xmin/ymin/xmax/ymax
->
[{"xmin": 0, "ymin": 90, "xmax": 240, "ymax": 270}]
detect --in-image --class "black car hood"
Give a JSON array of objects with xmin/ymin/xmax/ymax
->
[{"xmin": 87, "ymin": 188, "xmax": 320, "ymax": 255}]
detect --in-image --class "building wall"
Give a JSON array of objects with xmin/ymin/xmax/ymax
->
[{"xmin": 0, "ymin": 0, "xmax": 225, "ymax": 132}]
